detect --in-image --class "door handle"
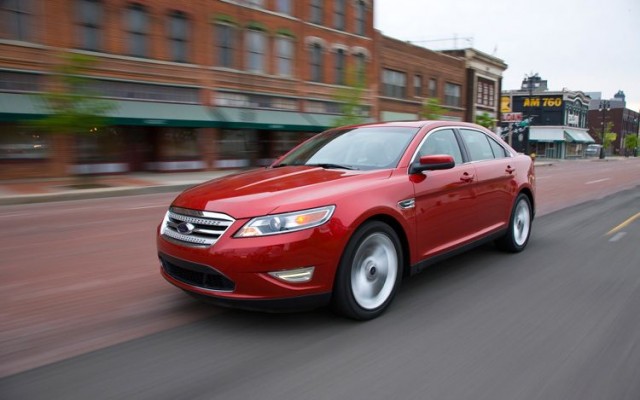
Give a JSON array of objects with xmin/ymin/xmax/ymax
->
[
  {"xmin": 506, "ymin": 166, "xmax": 516, "ymax": 174},
  {"xmin": 460, "ymin": 172, "xmax": 474, "ymax": 183}
]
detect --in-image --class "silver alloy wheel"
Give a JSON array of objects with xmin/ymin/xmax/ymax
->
[
  {"xmin": 350, "ymin": 232, "xmax": 398, "ymax": 310},
  {"xmin": 513, "ymin": 198, "xmax": 531, "ymax": 246}
]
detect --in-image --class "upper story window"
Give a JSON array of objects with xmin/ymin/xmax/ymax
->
[
  {"xmin": 77, "ymin": 0, "xmax": 103, "ymax": 51},
  {"xmin": 1, "ymin": 0, "xmax": 32, "ymax": 41},
  {"xmin": 0, "ymin": 70, "xmax": 42, "ymax": 92},
  {"xmin": 334, "ymin": 49, "xmax": 346, "ymax": 85},
  {"xmin": 275, "ymin": 36, "xmax": 293, "ymax": 77},
  {"xmin": 477, "ymin": 78, "xmax": 495, "ymax": 107},
  {"xmin": 382, "ymin": 69, "xmax": 406, "ymax": 99},
  {"xmin": 355, "ymin": 0, "xmax": 366, "ymax": 35},
  {"xmin": 216, "ymin": 24, "xmax": 236, "ymax": 68},
  {"xmin": 91, "ymin": 79, "xmax": 200, "ymax": 103},
  {"xmin": 414, "ymin": 75, "xmax": 422, "ymax": 97},
  {"xmin": 168, "ymin": 11, "xmax": 189, "ymax": 62},
  {"xmin": 334, "ymin": 0, "xmax": 345, "ymax": 30},
  {"xmin": 444, "ymin": 82, "xmax": 461, "ymax": 107},
  {"xmin": 276, "ymin": 0, "xmax": 291, "ymax": 15},
  {"xmin": 310, "ymin": 43, "xmax": 324, "ymax": 83},
  {"xmin": 354, "ymin": 52, "xmax": 366, "ymax": 85},
  {"xmin": 428, "ymin": 78, "xmax": 438, "ymax": 98},
  {"xmin": 310, "ymin": 0, "xmax": 323, "ymax": 24},
  {"xmin": 246, "ymin": 30, "xmax": 266, "ymax": 73},
  {"xmin": 126, "ymin": 4, "xmax": 149, "ymax": 58}
]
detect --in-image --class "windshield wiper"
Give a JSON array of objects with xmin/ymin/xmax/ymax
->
[{"xmin": 307, "ymin": 163, "xmax": 357, "ymax": 170}]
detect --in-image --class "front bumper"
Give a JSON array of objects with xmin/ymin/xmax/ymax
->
[{"xmin": 157, "ymin": 218, "xmax": 347, "ymax": 308}]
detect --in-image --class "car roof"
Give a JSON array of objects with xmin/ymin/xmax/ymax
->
[{"xmin": 346, "ymin": 120, "xmax": 491, "ymax": 130}]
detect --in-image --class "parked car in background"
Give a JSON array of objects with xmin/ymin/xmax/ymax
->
[
  {"xmin": 157, "ymin": 121, "xmax": 536, "ymax": 320},
  {"xmin": 585, "ymin": 144, "xmax": 602, "ymax": 157}
]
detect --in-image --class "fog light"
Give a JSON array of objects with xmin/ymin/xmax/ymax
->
[{"xmin": 268, "ymin": 266, "xmax": 315, "ymax": 283}]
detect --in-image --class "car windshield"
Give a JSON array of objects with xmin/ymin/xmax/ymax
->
[{"xmin": 274, "ymin": 126, "xmax": 419, "ymax": 170}]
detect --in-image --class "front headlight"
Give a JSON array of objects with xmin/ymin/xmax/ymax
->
[{"xmin": 235, "ymin": 206, "xmax": 335, "ymax": 237}]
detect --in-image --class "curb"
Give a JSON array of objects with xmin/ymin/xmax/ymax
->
[{"xmin": 0, "ymin": 183, "xmax": 198, "ymax": 206}]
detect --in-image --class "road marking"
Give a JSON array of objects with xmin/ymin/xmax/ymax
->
[
  {"xmin": 609, "ymin": 232, "xmax": 626, "ymax": 242},
  {"xmin": 585, "ymin": 178, "xmax": 611, "ymax": 185},
  {"xmin": 607, "ymin": 211, "xmax": 640, "ymax": 235}
]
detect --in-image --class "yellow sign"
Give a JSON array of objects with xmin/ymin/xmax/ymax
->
[
  {"xmin": 501, "ymin": 96, "xmax": 511, "ymax": 113},
  {"xmin": 523, "ymin": 97, "xmax": 563, "ymax": 107}
]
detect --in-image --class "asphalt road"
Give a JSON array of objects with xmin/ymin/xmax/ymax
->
[{"xmin": 1, "ymin": 159, "xmax": 639, "ymax": 399}]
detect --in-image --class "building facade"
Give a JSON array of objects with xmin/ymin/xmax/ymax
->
[
  {"xmin": 1, "ymin": 0, "xmax": 501, "ymax": 180},
  {"xmin": 376, "ymin": 35, "xmax": 467, "ymax": 122},
  {"xmin": 587, "ymin": 91, "xmax": 640, "ymax": 156},
  {"xmin": 440, "ymin": 48, "xmax": 507, "ymax": 125},
  {"xmin": 500, "ymin": 75, "xmax": 593, "ymax": 158},
  {"xmin": 1, "ymin": 0, "xmax": 377, "ymax": 179}
]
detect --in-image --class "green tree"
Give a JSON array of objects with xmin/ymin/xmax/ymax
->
[
  {"xmin": 475, "ymin": 112, "xmax": 495, "ymax": 129},
  {"xmin": 624, "ymin": 134, "xmax": 638, "ymax": 156},
  {"xmin": 30, "ymin": 53, "xmax": 115, "ymax": 182},
  {"xmin": 602, "ymin": 122, "xmax": 617, "ymax": 155},
  {"xmin": 420, "ymin": 97, "xmax": 444, "ymax": 120},
  {"xmin": 32, "ymin": 53, "xmax": 114, "ymax": 135},
  {"xmin": 332, "ymin": 67, "xmax": 367, "ymax": 127}
]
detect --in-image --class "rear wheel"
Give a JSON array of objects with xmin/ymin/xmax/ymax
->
[
  {"xmin": 332, "ymin": 221, "xmax": 403, "ymax": 320},
  {"xmin": 496, "ymin": 193, "xmax": 532, "ymax": 252}
]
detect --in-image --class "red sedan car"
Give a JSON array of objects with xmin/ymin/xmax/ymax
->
[{"xmin": 157, "ymin": 121, "xmax": 535, "ymax": 319}]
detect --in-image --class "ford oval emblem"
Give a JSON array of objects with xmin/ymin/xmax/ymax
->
[{"xmin": 177, "ymin": 222, "xmax": 195, "ymax": 235}]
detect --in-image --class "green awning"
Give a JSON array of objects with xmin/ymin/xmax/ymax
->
[
  {"xmin": 564, "ymin": 129, "xmax": 595, "ymax": 143},
  {"xmin": 0, "ymin": 93, "xmax": 48, "ymax": 121},
  {"xmin": 304, "ymin": 113, "xmax": 340, "ymax": 129},
  {"xmin": 213, "ymin": 107, "xmax": 320, "ymax": 131},
  {"xmin": 107, "ymin": 100, "xmax": 223, "ymax": 127},
  {"xmin": 529, "ymin": 127, "xmax": 565, "ymax": 142},
  {"xmin": 0, "ymin": 93, "xmax": 222, "ymax": 127}
]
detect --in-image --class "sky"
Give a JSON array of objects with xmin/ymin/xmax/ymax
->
[{"xmin": 375, "ymin": 0, "xmax": 640, "ymax": 112}]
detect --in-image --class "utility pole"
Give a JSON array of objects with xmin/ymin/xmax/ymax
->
[{"xmin": 599, "ymin": 100, "xmax": 610, "ymax": 159}]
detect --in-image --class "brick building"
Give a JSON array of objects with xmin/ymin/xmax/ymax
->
[
  {"xmin": 440, "ymin": 48, "xmax": 507, "ymax": 124},
  {"xmin": 587, "ymin": 92, "xmax": 640, "ymax": 156},
  {"xmin": 1, "ymin": 0, "xmax": 489, "ymax": 180},
  {"xmin": 0, "ymin": 0, "xmax": 377, "ymax": 179},
  {"xmin": 376, "ymin": 34, "xmax": 467, "ymax": 122}
]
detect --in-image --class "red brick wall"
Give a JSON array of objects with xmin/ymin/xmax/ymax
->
[{"xmin": 378, "ymin": 34, "xmax": 467, "ymax": 121}]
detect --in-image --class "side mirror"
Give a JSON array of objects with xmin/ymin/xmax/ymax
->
[{"xmin": 409, "ymin": 154, "xmax": 455, "ymax": 174}]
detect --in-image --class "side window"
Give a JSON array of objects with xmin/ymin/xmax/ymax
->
[
  {"xmin": 487, "ymin": 136, "xmax": 508, "ymax": 158},
  {"xmin": 460, "ymin": 129, "xmax": 495, "ymax": 162},
  {"xmin": 416, "ymin": 129, "xmax": 463, "ymax": 165}
]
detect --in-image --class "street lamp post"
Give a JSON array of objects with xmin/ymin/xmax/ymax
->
[{"xmin": 599, "ymin": 100, "xmax": 610, "ymax": 159}]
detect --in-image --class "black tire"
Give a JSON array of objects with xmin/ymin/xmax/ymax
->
[
  {"xmin": 495, "ymin": 193, "xmax": 532, "ymax": 253},
  {"xmin": 332, "ymin": 221, "xmax": 403, "ymax": 320}
]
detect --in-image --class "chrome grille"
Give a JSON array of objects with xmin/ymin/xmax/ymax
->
[{"xmin": 161, "ymin": 207, "xmax": 235, "ymax": 247}]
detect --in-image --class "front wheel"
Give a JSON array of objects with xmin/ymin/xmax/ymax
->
[
  {"xmin": 496, "ymin": 193, "xmax": 532, "ymax": 252},
  {"xmin": 332, "ymin": 221, "xmax": 403, "ymax": 320}
]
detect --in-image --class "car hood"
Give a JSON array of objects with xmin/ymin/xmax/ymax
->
[{"xmin": 171, "ymin": 166, "xmax": 392, "ymax": 219}]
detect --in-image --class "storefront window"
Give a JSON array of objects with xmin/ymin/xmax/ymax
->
[
  {"xmin": 0, "ymin": 125, "xmax": 49, "ymax": 160},
  {"xmin": 272, "ymin": 132, "xmax": 314, "ymax": 157},
  {"xmin": 219, "ymin": 129, "xmax": 257, "ymax": 167},
  {"xmin": 158, "ymin": 128, "xmax": 200, "ymax": 160},
  {"xmin": 75, "ymin": 127, "xmax": 126, "ymax": 163}
]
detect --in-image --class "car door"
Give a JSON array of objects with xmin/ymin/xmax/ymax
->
[
  {"xmin": 411, "ymin": 128, "xmax": 478, "ymax": 260},
  {"xmin": 458, "ymin": 128, "xmax": 515, "ymax": 234}
]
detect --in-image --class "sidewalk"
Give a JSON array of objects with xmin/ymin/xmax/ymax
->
[
  {"xmin": 0, "ymin": 157, "xmax": 627, "ymax": 206},
  {"xmin": 0, "ymin": 170, "xmax": 239, "ymax": 206}
]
